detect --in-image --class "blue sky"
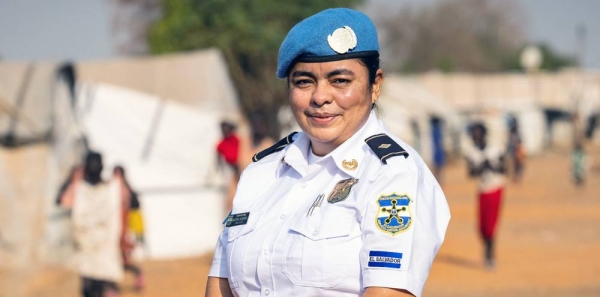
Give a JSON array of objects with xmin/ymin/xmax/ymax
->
[{"xmin": 0, "ymin": 0, "xmax": 598, "ymax": 69}]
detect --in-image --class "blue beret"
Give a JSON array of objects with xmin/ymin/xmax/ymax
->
[{"xmin": 276, "ymin": 8, "xmax": 380, "ymax": 79}]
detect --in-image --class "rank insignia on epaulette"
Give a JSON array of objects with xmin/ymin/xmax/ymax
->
[
  {"xmin": 375, "ymin": 193, "xmax": 412, "ymax": 235},
  {"xmin": 252, "ymin": 132, "xmax": 298, "ymax": 162},
  {"xmin": 365, "ymin": 133, "xmax": 409, "ymax": 164},
  {"xmin": 327, "ymin": 178, "xmax": 359, "ymax": 204}
]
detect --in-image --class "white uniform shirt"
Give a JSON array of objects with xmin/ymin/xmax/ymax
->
[{"xmin": 209, "ymin": 112, "xmax": 451, "ymax": 297}]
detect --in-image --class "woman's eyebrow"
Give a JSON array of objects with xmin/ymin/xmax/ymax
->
[
  {"xmin": 327, "ymin": 69, "xmax": 355, "ymax": 78},
  {"xmin": 291, "ymin": 70, "xmax": 317, "ymax": 80}
]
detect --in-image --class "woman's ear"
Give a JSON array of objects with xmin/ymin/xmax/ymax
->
[{"xmin": 371, "ymin": 69, "xmax": 384, "ymax": 104}]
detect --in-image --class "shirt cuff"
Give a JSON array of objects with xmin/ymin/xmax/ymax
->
[
  {"xmin": 362, "ymin": 269, "xmax": 425, "ymax": 297},
  {"xmin": 208, "ymin": 257, "xmax": 228, "ymax": 278}
]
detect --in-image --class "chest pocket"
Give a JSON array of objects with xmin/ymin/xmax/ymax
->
[
  {"xmin": 283, "ymin": 207, "xmax": 360, "ymax": 288},
  {"xmin": 226, "ymin": 210, "xmax": 262, "ymax": 289}
]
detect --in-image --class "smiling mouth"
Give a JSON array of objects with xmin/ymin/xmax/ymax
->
[{"xmin": 307, "ymin": 113, "xmax": 338, "ymax": 125}]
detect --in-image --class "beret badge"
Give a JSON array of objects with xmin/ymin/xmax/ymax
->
[{"xmin": 327, "ymin": 26, "xmax": 358, "ymax": 54}]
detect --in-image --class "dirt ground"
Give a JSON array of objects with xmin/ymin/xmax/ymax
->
[{"xmin": 3, "ymin": 145, "xmax": 600, "ymax": 297}]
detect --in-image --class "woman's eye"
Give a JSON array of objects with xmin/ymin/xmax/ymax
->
[
  {"xmin": 293, "ymin": 79, "xmax": 312, "ymax": 87},
  {"xmin": 332, "ymin": 78, "xmax": 350, "ymax": 84}
]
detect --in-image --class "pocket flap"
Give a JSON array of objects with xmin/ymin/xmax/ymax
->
[{"xmin": 290, "ymin": 207, "xmax": 355, "ymax": 240}]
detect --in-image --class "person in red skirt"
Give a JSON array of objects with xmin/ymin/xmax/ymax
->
[
  {"xmin": 216, "ymin": 120, "xmax": 241, "ymax": 210},
  {"xmin": 465, "ymin": 122, "xmax": 506, "ymax": 269}
]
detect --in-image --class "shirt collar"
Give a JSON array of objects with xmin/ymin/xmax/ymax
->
[
  {"xmin": 282, "ymin": 111, "xmax": 380, "ymax": 178},
  {"xmin": 281, "ymin": 132, "xmax": 311, "ymax": 176}
]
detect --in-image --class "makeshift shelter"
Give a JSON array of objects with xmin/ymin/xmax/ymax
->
[
  {"xmin": 0, "ymin": 61, "xmax": 63, "ymax": 271},
  {"xmin": 72, "ymin": 82, "xmax": 227, "ymax": 259},
  {"xmin": 1, "ymin": 48, "xmax": 242, "ymax": 265}
]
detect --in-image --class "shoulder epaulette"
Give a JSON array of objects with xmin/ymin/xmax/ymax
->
[
  {"xmin": 365, "ymin": 133, "xmax": 409, "ymax": 164},
  {"xmin": 252, "ymin": 132, "xmax": 298, "ymax": 162}
]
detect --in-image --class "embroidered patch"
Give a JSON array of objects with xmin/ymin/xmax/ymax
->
[
  {"xmin": 225, "ymin": 212, "xmax": 250, "ymax": 227},
  {"xmin": 375, "ymin": 193, "xmax": 412, "ymax": 235},
  {"xmin": 368, "ymin": 251, "xmax": 403, "ymax": 269}
]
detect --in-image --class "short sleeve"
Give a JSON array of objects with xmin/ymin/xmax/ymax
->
[
  {"xmin": 360, "ymin": 164, "xmax": 450, "ymax": 297},
  {"xmin": 208, "ymin": 229, "xmax": 229, "ymax": 278}
]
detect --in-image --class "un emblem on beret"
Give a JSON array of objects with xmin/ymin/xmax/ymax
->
[
  {"xmin": 375, "ymin": 193, "xmax": 412, "ymax": 235},
  {"xmin": 328, "ymin": 26, "xmax": 357, "ymax": 54}
]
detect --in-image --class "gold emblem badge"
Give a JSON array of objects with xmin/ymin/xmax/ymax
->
[
  {"xmin": 327, "ymin": 178, "xmax": 359, "ymax": 204},
  {"xmin": 342, "ymin": 159, "xmax": 358, "ymax": 170}
]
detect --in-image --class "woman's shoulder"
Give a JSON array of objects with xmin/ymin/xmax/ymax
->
[
  {"xmin": 250, "ymin": 132, "xmax": 299, "ymax": 163},
  {"xmin": 362, "ymin": 132, "xmax": 421, "ymax": 176}
]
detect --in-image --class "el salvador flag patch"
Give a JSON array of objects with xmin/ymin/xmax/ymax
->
[{"xmin": 368, "ymin": 251, "xmax": 403, "ymax": 269}]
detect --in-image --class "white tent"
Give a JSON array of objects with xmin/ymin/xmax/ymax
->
[
  {"xmin": 71, "ymin": 83, "xmax": 227, "ymax": 259},
  {"xmin": 1, "ymin": 48, "xmax": 242, "ymax": 266}
]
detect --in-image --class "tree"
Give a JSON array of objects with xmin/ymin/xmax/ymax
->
[
  {"xmin": 148, "ymin": 0, "xmax": 364, "ymax": 138},
  {"xmin": 373, "ymin": 0, "xmax": 527, "ymax": 73},
  {"xmin": 109, "ymin": 0, "xmax": 162, "ymax": 56}
]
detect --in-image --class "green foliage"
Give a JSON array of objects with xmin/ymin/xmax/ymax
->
[
  {"xmin": 536, "ymin": 43, "xmax": 577, "ymax": 71},
  {"xmin": 500, "ymin": 43, "xmax": 577, "ymax": 72},
  {"xmin": 149, "ymin": 0, "xmax": 364, "ymax": 138}
]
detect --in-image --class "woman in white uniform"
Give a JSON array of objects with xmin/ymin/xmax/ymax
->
[{"xmin": 206, "ymin": 8, "xmax": 451, "ymax": 297}]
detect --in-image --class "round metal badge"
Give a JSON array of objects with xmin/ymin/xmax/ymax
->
[{"xmin": 327, "ymin": 26, "xmax": 358, "ymax": 54}]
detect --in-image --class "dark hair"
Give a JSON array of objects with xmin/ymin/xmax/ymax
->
[
  {"xmin": 469, "ymin": 122, "xmax": 487, "ymax": 136},
  {"xmin": 84, "ymin": 151, "xmax": 103, "ymax": 185},
  {"xmin": 357, "ymin": 56, "xmax": 380, "ymax": 85}
]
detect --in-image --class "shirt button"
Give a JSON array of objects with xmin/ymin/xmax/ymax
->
[
  {"xmin": 264, "ymin": 288, "xmax": 271, "ymax": 295},
  {"xmin": 279, "ymin": 214, "xmax": 286, "ymax": 220},
  {"xmin": 262, "ymin": 248, "xmax": 268, "ymax": 255},
  {"xmin": 230, "ymin": 231, "xmax": 236, "ymax": 236},
  {"xmin": 301, "ymin": 182, "xmax": 307, "ymax": 188},
  {"xmin": 312, "ymin": 229, "xmax": 319, "ymax": 236}
]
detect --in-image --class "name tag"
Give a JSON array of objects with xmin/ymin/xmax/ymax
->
[{"xmin": 225, "ymin": 212, "xmax": 250, "ymax": 227}]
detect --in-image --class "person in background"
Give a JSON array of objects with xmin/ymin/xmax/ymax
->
[
  {"xmin": 58, "ymin": 151, "xmax": 127, "ymax": 297},
  {"xmin": 216, "ymin": 120, "xmax": 241, "ymax": 210},
  {"xmin": 506, "ymin": 117, "xmax": 525, "ymax": 183},
  {"xmin": 113, "ymin": 165, "xmax": 145, "ymax": 291},
  {"xmin": 206, "ymin": 8, "xmax": 450, "ymax": 297},
  {"xmin": 571, "ymin": 141, "xmax": 587, "ymax": 186},
  {"xmin": 465, "ymin": 122, "xmax": 506, "ymax": 270},
  {"xmin": 431, "ymin": 117, "xmax": 446, "ymax": 183},
  {"xmin": 56, "ymin": 164, "xmax": 84, "ymax": 208}
]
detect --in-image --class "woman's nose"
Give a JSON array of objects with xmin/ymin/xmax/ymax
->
[{"xmin": 311, "ymin": 83, "xmax": 333, "ymax": 107}]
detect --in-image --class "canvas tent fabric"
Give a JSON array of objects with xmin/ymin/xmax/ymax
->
[
  {"xmin": 70, "ymin": 82, "xmax": 227, "ymax": 259},
  {"xmin": 1, "ymin": 48, "xmax": 243, "ymax": 265},
  {"xmin": 0, "ymin": 61, "xmax": 58, "ymax": 141},
  {"xmin": 77, "ymin": 48, "xmax": 240, "ymax": 115}
]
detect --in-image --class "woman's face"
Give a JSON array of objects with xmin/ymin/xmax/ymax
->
[{"xmin": 288, "ymin": 59, "xmax": 383, "ymax": 156}]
